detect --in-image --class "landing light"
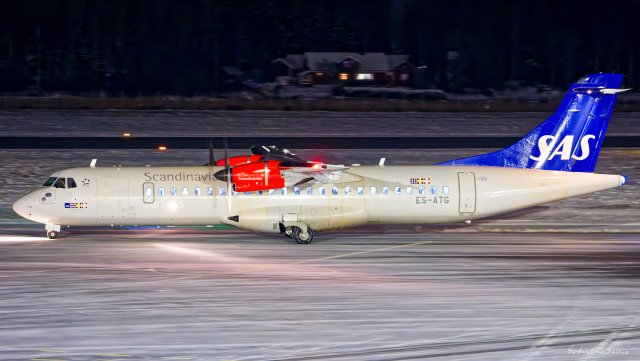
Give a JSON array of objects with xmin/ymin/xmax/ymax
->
[
  {"xmin": 620, "ymin": 175, "xmax": 626, "ymax": 186},
  {"xmin": 123, "ymin": 132, "xmax": 131, "ymax": 137},
  {"xmin": 158, "ymin": 145, "xmax": 167, "ymax": 151}
]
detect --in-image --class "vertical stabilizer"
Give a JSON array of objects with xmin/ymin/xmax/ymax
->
[{"xmin": 438, "ymin": 73, "xmax": 625, "ymax": 172}]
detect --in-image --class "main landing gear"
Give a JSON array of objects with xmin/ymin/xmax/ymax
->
[
  {"xmin": 292, "ymin": 226, "xmax": 314, "ymax": 244},
  {"xmin": 282, "ymin": 223, "xmax": 314, "ymax": 244},
  {"xmin": 45, "ymin": 224, "xmax": 61, "ymax": 239}
]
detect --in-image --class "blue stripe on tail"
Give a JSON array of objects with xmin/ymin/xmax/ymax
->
[{"xmin": 437, "ymin": 73, "xmax": 624, "ymax": 172}]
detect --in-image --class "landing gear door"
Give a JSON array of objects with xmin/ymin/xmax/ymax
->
[{"xmin": 458, "ymin": 172, "xmax": 476, "ymax": 214}]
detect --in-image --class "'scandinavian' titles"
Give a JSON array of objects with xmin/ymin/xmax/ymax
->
[{"xmin": 144, "ymin": 172, "xmax": 217, "ymax": 182}]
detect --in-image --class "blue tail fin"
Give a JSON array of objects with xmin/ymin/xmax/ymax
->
[{"xmin": 438, "ymin": 73, "xmax": 625, "ymax": 172}]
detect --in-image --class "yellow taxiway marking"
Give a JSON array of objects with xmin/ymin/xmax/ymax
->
[{"xmin": 294, "ymin": 240, "xmax": 434, "ymax": 264}]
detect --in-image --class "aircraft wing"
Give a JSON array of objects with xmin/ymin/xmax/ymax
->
[
  {"xmin": 250, "ymin": 145, "xmax": 307, "ymax": 163},
  {"xmin": 281, "ymin": 164, "xmax": 360, "ymax": 187}
]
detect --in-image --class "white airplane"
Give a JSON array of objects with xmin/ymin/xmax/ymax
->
[{"xmin": 13, "ymin": 73, "xmax": 628, "ymax": 243}]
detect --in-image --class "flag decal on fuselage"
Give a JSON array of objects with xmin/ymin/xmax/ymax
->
[
  {"xmin": 410, "ymin": 177, "xmax": 431, "ymax": 185},
  {"xmin": 65, "ymin": 202, "xmax": 88, "ymax": 209}
]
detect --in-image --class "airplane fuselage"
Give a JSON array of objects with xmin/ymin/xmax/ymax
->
[{"xmin": 13, "ymin": 165, "xmax": 624, "ymax": 235}]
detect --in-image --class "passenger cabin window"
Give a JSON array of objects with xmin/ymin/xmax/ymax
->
[
  {"xmin": 67, "ymin": 178, "xmax": 77, "ymax": 188},
  {"xmin": 357, "ymin": 187, "xmax": 364, "ymax": 195},
  {"xmin": 370, "ymin": 186, "xmax": 377, "ymax": 195},
  {"xmin": 306, "ymin": 187, "xmax": 313, "ymax": 195},
  {"xmin": 207, "ymin": 187, "xmax": 214, "ymax": 196},
  {"xmin": 53, "ymin": 178, "xmax": 66, "ymax": 189},
  {"xmin": 294, "ymin": 187, "xmax": 301, "ymax": 195},
  {"xmin": 42, "ymin": 177, "xmax": 57, "ymax": 187},
  {"xmin": 406, "ymin": 186, "xmax": 413, "ymax": 194},
  {"xmin": 430, "ymin": 186, "xmax": 437, "ymax": 195},
  {"xmin": 182, "ymin": 187, "xmax": 189, "ymax": 196},
  {"xmin": 158, "ymin": 187, "xmax": 165, "ymax": 196},
  {"xmin": 418, "ymin": 186, "xmax": 425, "ymax": 195},
  {"xmin": 443, "ymin": 186, "xmax": 449, "ymax": 195},
  {"xmin": 194, "ymin": 187, "xmax": 201, "ymax": 196},
  {"xmin": 319, "ymin": 187, "xmax": 326, "ymax": 195},
  {"xmin": 332, "ymin": 187, "xmax": 338, "ymax": 195},
  {"xmin": 281, "ymin": 188, "xmax": 287, "ymax": 195},
  {"xmin": 269, "ymin": 189, "xmax": 275, "ymax": 195},
  {"xmin": 344, "ymin": 186, "xmax": 351, "ymax": 195},
  {"xmin": 170, "ymin": 187, "xmax": 177, "ymax": 196},
  {"xmin": 394, "ymin": 186, "xmax": 401, "ymax": 195},
  {"xmin": 382, "ymin": 186, "xmax": 389, "ymax": 195}
]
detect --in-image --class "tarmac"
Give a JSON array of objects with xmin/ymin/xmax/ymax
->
[{"xmin": 1, "ymin": 229, "xmax": 640, "ymax": 361}]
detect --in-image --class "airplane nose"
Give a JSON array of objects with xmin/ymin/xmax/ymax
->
[{"xmin": 12, "ymin": 196, "xmax": 30, "ymax": 218}]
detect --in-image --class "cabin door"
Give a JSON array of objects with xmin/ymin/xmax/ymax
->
[{"xmin": 457, "ymin": 172, "xmax": 476, "ymax": 214}]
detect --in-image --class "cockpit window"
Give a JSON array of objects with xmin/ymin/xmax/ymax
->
[
  {"xmin": 67, "ymin": 178, "xmax": 77, "ymax": 188},
  {"xmin": 42, "ymin": 177, "xmax": 58, "ymax": 187},
  {"xmin": 53, "ymin": 178, "xmax": 66, "ymax": 189}
]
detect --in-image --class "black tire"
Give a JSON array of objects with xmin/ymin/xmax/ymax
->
[
  {"xmin": 293, "ymin": 226, "xmax": 313, "ymax": 244},
  {"xmin": 47, "ymin": 230, "xmax": 58, "ymax": 239}
]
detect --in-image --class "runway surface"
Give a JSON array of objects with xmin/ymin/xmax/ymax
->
[
  {"xmin": 0, "ymin": 230, "xmax": 639, "ymax": 360},
  {"xmin": 2, "ymin": 109, "xmax": 639, "ymax": 360}
]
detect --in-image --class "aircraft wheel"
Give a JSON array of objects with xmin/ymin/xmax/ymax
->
[
  {"xmin": 47, "ymin": 230, "xmax": 58, "ymax": 239},
  {"xmin": 293, "ymin": 226, "xmax": 313, "ymax": 244}
]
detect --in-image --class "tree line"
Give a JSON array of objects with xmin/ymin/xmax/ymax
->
[{"xmin": 0, "ymin": 0, "xmax": 638, "ymax": 96}]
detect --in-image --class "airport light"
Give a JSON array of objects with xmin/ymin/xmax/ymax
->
[
  {"xmin": 158, "ymin": 145, "xmax": 167, "ymax": 151},
  {"xmin": 123, "ymin": 132, "xmax": 131, "ymax": 137}
]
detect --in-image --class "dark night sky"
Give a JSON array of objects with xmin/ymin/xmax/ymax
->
[{"xmin": 1, "ymin": 0, "xmax": 639, "ymax": 95}]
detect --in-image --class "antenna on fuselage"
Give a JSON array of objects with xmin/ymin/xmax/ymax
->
[{"xmin": 90, "ymin": 159, "xmax": 97, "ymax": 168}]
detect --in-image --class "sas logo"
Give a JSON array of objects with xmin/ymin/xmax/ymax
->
[{"xmin": 529, "ymin": 135, "xmax": 595, "ymax": 162}]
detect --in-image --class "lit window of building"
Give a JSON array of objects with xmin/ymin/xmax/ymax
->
[
  {"xmin": 356, "ymin": 73, "xmax": 373, "ymax": 80},
  {"xmin": 339, "ymin": 73, "xmax": 349, "ymax": 80}
]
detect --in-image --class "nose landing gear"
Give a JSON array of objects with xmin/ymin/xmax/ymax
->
[{"xmin": 45, "ymin": 224, "xmax": 61, "ymax": 239}]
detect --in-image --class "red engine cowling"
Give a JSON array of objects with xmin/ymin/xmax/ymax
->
[
  {"xmin": 215, "ymin": 154, "xmax": 263, "ymax": 167},
  {"xmin": 231, "ymin": 161, "xmax": 285, "ymax": 192}
]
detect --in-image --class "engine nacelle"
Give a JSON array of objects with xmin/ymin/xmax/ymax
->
[{"xmin": 215, "ymin": 161, "xmax": 285, "ymax": 192}]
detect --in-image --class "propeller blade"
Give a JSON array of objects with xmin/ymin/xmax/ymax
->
[
  {"xmin": 208, "ymin": 137, "xmax": 214, "ymax": 166},
  {"xmin": 223, "ymin": 138, "xmax": 232, "ymax": 214}
]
